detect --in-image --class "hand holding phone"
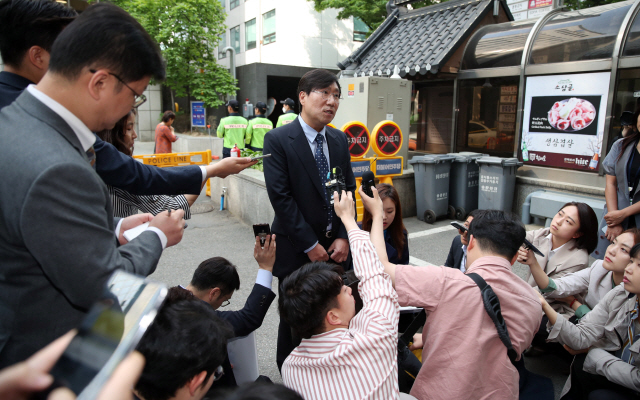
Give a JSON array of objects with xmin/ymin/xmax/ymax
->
[
  {"xmin": 523, "ymin": 238, "xmax": 544, "ymax": 257},
  {"xmin": 253, "ymin": 223, "xmax": 271, "ymax": 247}
]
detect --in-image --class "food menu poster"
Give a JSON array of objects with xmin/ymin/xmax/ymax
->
[{"xmin": 521, "ymin": 72, "xmax": 610, "ymax": 170}]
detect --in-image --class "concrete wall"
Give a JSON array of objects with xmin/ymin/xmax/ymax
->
[
  {"xmin": 218, "ymin": 0, "xmax": 363, "ymax": 71},
  {"xmin": 136, "ymin": 84, "xmax": 163, "ymax": 142},
  {"xmin": 172, "ymin": 134, "xmax": 225, "ymax": 159}
]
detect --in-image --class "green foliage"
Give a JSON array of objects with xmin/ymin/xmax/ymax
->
[
  {"xmin": 562, "ymin": 0, "xmax": 625, "ymax": 10},
  {"xmin": 241, "ymin": 149, "xmax": 264, "ymax": 171},
  {"xmin": 109, "ymin": 0, "xmax": 237, "ymax": 108},
  {"xmin": 308, "ymin": 0, "xmax": 445, "ymax": 35}
]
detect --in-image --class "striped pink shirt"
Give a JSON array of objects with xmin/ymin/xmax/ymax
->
[{"xmin": 282, "ymin": 229, "xmax": 400, "ymax": 400}]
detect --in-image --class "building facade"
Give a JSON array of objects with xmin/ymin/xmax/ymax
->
[{"xmin": 215, "ymin": 0, "xmax": 365, "ymax": 124}]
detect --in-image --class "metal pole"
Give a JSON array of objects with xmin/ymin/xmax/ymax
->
[{"xmin": 223, "ymin": 46, "xmax": 237, "ymax": 100}]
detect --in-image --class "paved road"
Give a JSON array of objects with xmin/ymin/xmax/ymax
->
[{"xmin": 134, "ymin": 140, "xmax": 569, "ymax": 398}]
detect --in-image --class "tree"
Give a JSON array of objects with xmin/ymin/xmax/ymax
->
[
  {"xmin": 562, "ymin": 0, "xmax": 625, "ymax": 10},
  {"xmin": 308, "ymin": 0, "xmax": 443, "ymax": 34},
  {"xmin": 111, "ymin": 0, "xmax": 237, "ymax": 110}
]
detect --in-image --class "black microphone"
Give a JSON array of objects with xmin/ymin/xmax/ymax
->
[{"xmin": 361, "ymin": 171, "xmax": 375, "ymax": 198}]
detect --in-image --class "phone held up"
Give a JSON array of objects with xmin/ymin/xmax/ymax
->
[
  {"xmin": 253, "ymin": 223, "xmax": 271, "ymax": 247},
  {"xmin": 36, "ymin": 270, "xmax": 167, "ymax": 400}
]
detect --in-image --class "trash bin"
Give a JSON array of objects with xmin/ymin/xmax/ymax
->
[
  {"xmin": 447, "ymin": 152, "xmax": 488, "ymax": 221},
  {"xmin": 476, "ymin": 157, "xmax": 523, "ymax": 212},
  {"xmin": 409, "ymin": 154, "xmax": 455, "ymax": 224}
]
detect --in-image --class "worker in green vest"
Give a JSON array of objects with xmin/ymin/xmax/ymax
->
[
  {"xmin": 276, "ymin": 98, "xmax": 297, "ymax": 127},
  {"xmin": 217, "ymin": 99, "xmax": 248, "ymax": 158},
  {"xmin": 245, "ymin": 101, "xmax": 273, "ymax": 152}
]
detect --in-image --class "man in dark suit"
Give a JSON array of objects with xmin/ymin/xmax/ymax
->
[
  {"xmin": 0, "ymin": 3, "xmax": 197, "ymax": 368},
  {"xmin": 444, "ymin": 211, "xmax": 479, "ymax": 271},
  {"xmin": 181, "ymin": 235, "xmax": 276, "ymax": 388},
  {"xmin": 262, "ymin": 69, "xmax": 356, "ymax": 370},
  {"xmin": 0, "ymin": 0, "xmax": 253, "ymax": 198}
]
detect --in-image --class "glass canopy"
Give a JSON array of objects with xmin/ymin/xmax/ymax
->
[{"xmin": 461, "ymin": 21, "xmax": 534, "ymax": 70}]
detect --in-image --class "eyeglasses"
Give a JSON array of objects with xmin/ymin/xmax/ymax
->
[
  {"xmin": 220, "ymin": 300, "xmax": 230, "ymax": 307},
  {"xmin": 213, "ymin": 365, "xmax": 225, "ymax": 382},
  {"xmin": 89, "ymin": 69, "xmax": 147, "ymax": 108},
  {"xmin": 311, "ymin": 90, "xmax": 342, "ymax": 102}
]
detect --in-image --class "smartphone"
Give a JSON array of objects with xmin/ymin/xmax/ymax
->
[
  {"xmin": 450, "ymin": 221, "xmax": 467, "ymax": 232},
  {"xmin": 123, "ymin": 222, "xmax": 150, "ymax": 241},
  {"xmin": 44, "ymin": 270, "xmax": 167, "ymax": 399},
  {"xmin": 523, "ymin": 238, "xmax": 544, "ymax": 257},
  {"xmin": 361, "ymin": 171, "xmax": 375, "ymax": 198},
  {"xmin": 250, "ymin": 153, "xmax": 272, "ymax": 161},
  {"xmin": 253, "ymin": 223, "xmax": 271, "ymax": 247}
]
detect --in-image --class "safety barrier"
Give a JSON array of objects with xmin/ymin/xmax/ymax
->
[{"xmin": 133, "ymin": 150, "xmax": 212, "ymax": 196}]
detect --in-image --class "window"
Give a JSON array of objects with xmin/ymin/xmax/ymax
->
[
  {"xmin": 230, "ymin": 0, "xmax": 239, "ymax": 9},
  {"xmin": 219, "ymin": 0, "xmax": 224, "ymax": 10},
  {"xmin": 353, "ymin": 17, "xmax": 369, "ymax": 42},
  {"xmin": 246, "ymin": 18, "xmax": 256, "ymax": 50},
  {"xmin": 263, "ymin": 9, "xmax": 275, "ymax": 45},
  {"xmin": 230, "ymin": 25, "xmax": 240, "ymax": 54},
  {"xmin": 455, "ymin": 77, "xmax": 519, "ymax": 156},
  {"xmin": 218, "ymin": 32, "xmax": 227, "ymax": 59}
]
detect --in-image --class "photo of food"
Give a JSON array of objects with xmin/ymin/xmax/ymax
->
[{"xmin": 547, "ymin": 98, "xmax": 596, "ymax": 132}]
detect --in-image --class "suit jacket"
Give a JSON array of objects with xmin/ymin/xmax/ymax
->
[
  {"xmin": 263, "ymin": 118, "xmax": 356, "ymax": 278},
  {"xmin": 0, "ymin": 91, "xmax": 163, "ymax": 367},
  {"xmin": 524, "ymin": 228, "xmax": 589, "ymax": 317},
  {"xmin": 211, "ymin": 283, "xmax": 276, "ymax": 388},
  {"xmin": 0, "ymin": 72, "xmax": 203, "ymax": 197},
  {"xmin": 444, "ymin": 235, "xmax": 464, "ymax": 270}
]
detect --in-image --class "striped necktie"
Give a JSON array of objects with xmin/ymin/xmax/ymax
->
[
  {"xmin": 314, "ymin": 134, "xmax": 332, "ymax": 228},
  {"xmin": 86, "ymin": 146, "xmax": 96, "ymax": 170}
]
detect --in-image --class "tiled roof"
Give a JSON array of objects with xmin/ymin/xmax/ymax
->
[{"xmin": 339, "ymin": 0, "xmax": 512, "ymax": 78}]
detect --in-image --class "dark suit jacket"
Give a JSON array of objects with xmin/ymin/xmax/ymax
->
[
  {"xmin": 211, "ymin": 283, "xmax": 276, "ymax": 388},
  {"xmin": 263, "ymin": 118, "xmax": 356, "ymax": 278},
  {"xmin": 0, "ymin": 91, "xmax": 163, "ymax": 367},
  {"xmin": 0, "ymin": 73, "xmax": 203, "ymax": 197},
  {"xmin": 386, "ymin": 230, "xmax": 410, "ymax": 265},
  {"xmin": 444, "ymin": 235, "xmax": 465, "ymax": 270}
]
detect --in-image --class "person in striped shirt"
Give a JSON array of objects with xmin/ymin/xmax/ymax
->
[
  {"xmin": 278, "ymin": 189, "xmax": 402, "ymax": 400},
  {"xmin": 97, "ymin": 109, "xmax": 197, "ymax": 218}
]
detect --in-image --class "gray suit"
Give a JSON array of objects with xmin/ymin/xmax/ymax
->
[{"xmin": 0, "ymin": 91, "xmax": 162, "ymax": 367}]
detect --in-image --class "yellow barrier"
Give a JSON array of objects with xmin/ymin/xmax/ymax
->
[{"xmin": 133, "ymin": 150, "xmax": 212, "ymax": 196}]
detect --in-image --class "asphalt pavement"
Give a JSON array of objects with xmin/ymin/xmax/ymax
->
[{"xmin": 134, "ymin": 140, "xmax": 569, "ymax": 398}]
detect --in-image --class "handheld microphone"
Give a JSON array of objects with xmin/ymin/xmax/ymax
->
[{"xmin": 361, "ymin": 171, "xmax": 375, "ymax": 198}]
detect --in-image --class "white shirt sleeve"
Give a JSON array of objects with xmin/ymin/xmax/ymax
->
[{"xmin": 256, "ymin": 269, "xmax": 273, "ymax": 289}]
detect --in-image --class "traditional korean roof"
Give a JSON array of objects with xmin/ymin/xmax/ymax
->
[{"xmin": 338, "ymin": 0, "xmax": 513, "ymax": 78}]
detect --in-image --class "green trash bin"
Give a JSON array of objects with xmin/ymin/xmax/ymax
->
[
  {"xmin": 447, "ymin": 152, "xmax": 488, "ymax": 220},
  {"xmin": 409, "ymin": 154, "xmax": 455, "ymax": 224},
  {"xmin": 476, "ymin": 157, "xmax": 523, "ymax": 212}
]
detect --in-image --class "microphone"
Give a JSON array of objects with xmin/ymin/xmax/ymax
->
[{"xmin": 361, "ymin": 171, "xmax": 375, "ymax": 198}]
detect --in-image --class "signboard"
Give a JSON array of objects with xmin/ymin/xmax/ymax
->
[
  {"xmin": 509, "ymin": 1, "xmax": 528, "ymax": 12},
  {"xmin": 341, "ymin": 121, "xmax": 370, "ymax": 158},
  {"xmin": 191, "ymin": 101, "xmax": 206, "ymax": 128},
  {"xmin": 522, "ymin": 72, "xmax": 610, "ymax": 170},
  {"xmin": 512, "ymin": 10, "xmax": 528, "ymax": 20},
  {"xmin": 528, "ymin": 6, "xmax": 552, "ymax": 18},
  {"xmin": 374, "ymin": 157, "xmax": 403, "ymax": 177},
  {"xmin": 371, "ymin": 120, "xmax": 403, "ymax": 157},
  {"xmin": 351, "ymin": 159, "xmax": 372, "ymax": 178},
  {"xmin": 529, "ymin": 0, "xmax": 552, "ymax": 8}
]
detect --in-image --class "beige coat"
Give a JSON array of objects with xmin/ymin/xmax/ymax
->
[
  {"xmin": 524, "ymin": 228, "xmax": 590, "ymax": 317},
  {"xmin": 548, "ymin": 285, "xmax": 638, "ymax": 396}
]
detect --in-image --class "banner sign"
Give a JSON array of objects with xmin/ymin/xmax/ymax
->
[
  {"xmin": 521, "ymin": 72, "xmax": 609, "ymax": 170},
  {"xmin": 529, "ymin": 0, "xmax": 552, "ymax": 8},
  {"xmin": 375, "ymin": 157, "xmax": 403, "ymax": 177},
  {"xmin": 191, "ymin": 101, "xmax": 206, "ymax": 128},
  {"xmin": 351, "ymin": 160, "xmax": 372, "ymax": 178}
]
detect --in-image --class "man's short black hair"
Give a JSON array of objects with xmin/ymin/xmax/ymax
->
[
  {"xmin": 48, "ymin": 2, "xmax": 165, "ymax": 83},
  {"xmin": 191, "ymin": 256, "xmax": 240, "ymax": 296},
  {"xmin": 0, "ymin": 0, "xmax": 76, "ymax": 67},
  {"xmin": 135, "ymin": 298, "xmax": 233, "ymax": 400},
  {"xmin": 468, "ymin": 210, "xmax": 525, "ymax": 260},
  {"xmin": 296, "ymin": 69, "xmax": 340, "ymax": 113},
  {"xmin": 278, "ymin": 262, "xmax": 343, "ymax": 339}
]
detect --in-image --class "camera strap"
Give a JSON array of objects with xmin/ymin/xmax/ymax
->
[{"xmin": 467, "ymin": 273, "xmax": 518, "ymax": 364}]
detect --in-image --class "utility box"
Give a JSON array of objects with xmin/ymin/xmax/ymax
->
[{"xmin": 333, "ymin": 76, "xmax": 411, "ymax": 168}]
